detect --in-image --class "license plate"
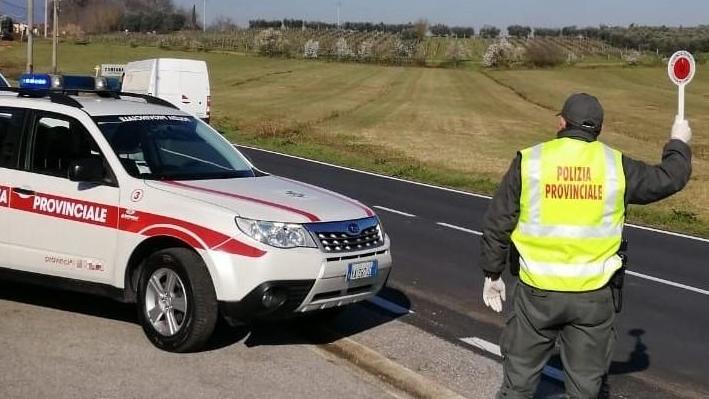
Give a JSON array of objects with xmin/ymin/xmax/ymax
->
[{"xmin": 347, "ymin": 260, "xmax": 378, "ymax": 281}]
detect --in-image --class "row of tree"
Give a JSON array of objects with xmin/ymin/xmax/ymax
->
[
  {"xmin": 247, "ymin": 19, "xmax": 480, "ymax": 38},
  {"xmin": 248, "ymin": 19, "xmax": 432, "ymax": 33},
  {"xmin": 507, "ymin": 24, "xmax": 709, "ymax": 54}
]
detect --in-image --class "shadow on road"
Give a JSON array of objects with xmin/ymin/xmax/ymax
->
[
  {"xmin": 227, "ymin": 286, "xmax": 412, "ymax": 349},
  {"xmin": 0, "ymin": 280, "xmax": 410, "ymax": 352},
  {"xmin": 609, "ymin": 329, "xmax": 650, "ymax": 375},
  {"xmin": 539, "ymin": 329, "xmax": 651, "ymax": 399}
]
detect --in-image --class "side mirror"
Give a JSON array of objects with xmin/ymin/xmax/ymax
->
[{"xmin": 68, "ymin": 158, "xmax": 106, "ymax": 182}]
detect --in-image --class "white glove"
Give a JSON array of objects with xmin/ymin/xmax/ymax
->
[
  {"xmin": 483, "ymin": 277, "xmax": 506, "ymax": 313},
  {"xmin": 671, "ymin": 117, "xmax": 692, "ymax": 144}
]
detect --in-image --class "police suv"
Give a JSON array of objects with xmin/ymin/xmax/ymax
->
[{"xmin": 0, "ymin": 75, "xmax": 392, "ymax": 352}]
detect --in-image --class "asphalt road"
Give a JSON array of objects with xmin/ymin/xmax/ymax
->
[
  {"xmin": 0, "ymin": 280, "xmax": 407, "ymax": 399},
  {"xmin": 240, "ymin": 145, "xmax": 709, "ymax": 398}
]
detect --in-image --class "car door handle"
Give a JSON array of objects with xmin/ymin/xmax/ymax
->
[{"xmin": 13, "ymin": 188, "xmax": 35, "ymax": 196}]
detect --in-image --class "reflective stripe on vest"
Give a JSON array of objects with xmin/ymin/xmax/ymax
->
[{"xmin": 511, "ymin": 138, "xmax": 626, "ymax": 292}]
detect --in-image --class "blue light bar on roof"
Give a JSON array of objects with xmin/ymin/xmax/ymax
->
[
  {"xmin": 19, "ymin": 74, "xmax": 52, "ymax": 90},
  {"xmin": 62, "ymin": 75, "xmax": 98, "ymax": 91}
]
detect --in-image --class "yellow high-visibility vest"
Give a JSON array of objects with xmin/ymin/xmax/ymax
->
[{"xmin": 511, "ymin": 137, "xmax": 626, "ymax": 292}]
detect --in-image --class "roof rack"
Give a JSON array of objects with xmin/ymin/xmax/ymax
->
[
  {"xmin": 115, "ymin": 92, "xmax": 179, "ymax": 110},
  {"xmin": 0, "ymin": 87, "xmax": 180, "ymax": 111}
]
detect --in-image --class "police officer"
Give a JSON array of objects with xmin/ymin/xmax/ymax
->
[{"xmin": 479, "ymin": 93, "xmax": 692, "ymax": 398}]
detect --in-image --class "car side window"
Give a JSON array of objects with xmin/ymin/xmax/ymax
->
[
  {"xmin": 30, "ymin": 114, "xmax": 104, "ymax": 179},
  {"xmin": 0, "ymin": 107, "xmax": 26, "ymax": 169}
]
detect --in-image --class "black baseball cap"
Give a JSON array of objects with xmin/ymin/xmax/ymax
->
[{"xmin": 557, "ymin": 93, "xmax": 604, "ymax": 133}]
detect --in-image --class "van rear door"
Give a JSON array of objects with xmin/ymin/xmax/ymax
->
[{"xmin": 178, "ymin": 71, "xmax": 209, "ymax": 120}]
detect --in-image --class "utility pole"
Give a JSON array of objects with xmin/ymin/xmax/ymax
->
[
  {"xmin": 44, "ymin": 0, "xmax": 47, "ymax": 38},
  {"xmin": 336, "ymin": 1, "xmax": 341, "ymax": 30},
  {"xmin": 26, "ymin": 0, "xmax": 33, "ymax": 73},
  {"xmin": 52, "ymin": 0, "xmax": 58, "ymax": 73},
  {"xmin": 202, "ymin": 0, "xmax": 206, "ymax": 32}
]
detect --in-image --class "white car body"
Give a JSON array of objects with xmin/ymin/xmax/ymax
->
[
  {"xmin": 0, "ymin": 92, "xmax": 391, "ymax": 330},
  {"xmin": 122, "ymin": 58, "xmax": 211, "ymax": 121}
]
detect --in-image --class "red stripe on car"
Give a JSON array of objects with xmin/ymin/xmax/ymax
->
[
  {"xmin": 141, "ymin": 226, "xmax": 206, "ymax": 250},
  {"xmin": 5, "ymin": 187, "xmax": 265, "ymax": 258},
  {"xmin": 119, "ymin": 210, "xmax": 226, "ymax": 247},
  {"xmin": 164, "ymin": 180, "xmax": 321, "ymax": 222},
  {"xmin": 120, "ymin": 209, "xmax": 266, "ymax": 258}
]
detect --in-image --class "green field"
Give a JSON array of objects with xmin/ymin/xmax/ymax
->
[{"xmin": 2, "ymin": 40, "xmax": 707, "ymax": 236}]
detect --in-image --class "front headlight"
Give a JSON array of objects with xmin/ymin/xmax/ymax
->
[
  {"xmin": 235, "ymin": 217, "xmax": 317, "ymax": 249},
  {"xmin": 376, "ymin": 217, "xmax": 385, "ymax": 239}
]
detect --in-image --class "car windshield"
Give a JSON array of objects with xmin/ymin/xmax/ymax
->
[{"xmin": 93, "ymin": 115, "xmax": 255, "ymax": 180}]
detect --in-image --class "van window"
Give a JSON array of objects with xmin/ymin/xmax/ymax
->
[
  {"xmin": 0, "ymin": 108, "xmax": 25, "ymax": 169},
  {"xmin": 30, "ymin": 114, "xmax": 104, "ymax": 178}
]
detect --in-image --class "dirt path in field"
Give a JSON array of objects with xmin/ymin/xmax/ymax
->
[{"xmin": 478, "ymin": 69, "xmax": 556, "ymax": 112}]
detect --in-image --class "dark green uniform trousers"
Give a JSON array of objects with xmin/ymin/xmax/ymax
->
[{"xmin": 497, "ymin": 282, "xmax": 616, "ymax": 399}]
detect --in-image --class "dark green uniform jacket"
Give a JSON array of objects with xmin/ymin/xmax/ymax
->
[{"xmin": 481, "ymin": 127, "xmax": 693, "ymax": 279}]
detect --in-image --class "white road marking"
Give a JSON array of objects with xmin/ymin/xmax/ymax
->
[
  {"xmin": 368, "ymin": 296, "xmax": 415, "ymax": 315},
  {"xmin": 626, "ymin": 270, "xmax": 709, "ymax": 296},
  {"xmin": 236, "ymin": 145, "xmax": 709, "ymax": 244},
  {"xmin": 373, "ymin": 205, "xmax": 416, "ymax": 218},
  {"xmin": 460, "ymin": 337, "xmax": 501, "ymax": 357},
  {"xmin": 461, "ymin": 337, "xmax": 565, "ymax": 382},
  {"xmin": 623, "ymin": 223, "xmax": 709, "ymax": 244},
  {"xmin": 436, "ymin": 222, "xmax": 483, "ymax": 236}
]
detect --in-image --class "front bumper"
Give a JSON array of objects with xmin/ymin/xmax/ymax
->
[{"xmin": 219, "ymin": 248, "xmax": 392, "ymax": 322}]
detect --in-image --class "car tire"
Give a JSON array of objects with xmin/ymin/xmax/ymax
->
[{"xmin": 137, "ymin": 247, "xmax": 217, "ymax": 352}]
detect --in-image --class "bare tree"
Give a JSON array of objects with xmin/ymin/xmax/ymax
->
[{"xmin": 414, "ymin": 18, "xmax": 428, "ymax": 41}]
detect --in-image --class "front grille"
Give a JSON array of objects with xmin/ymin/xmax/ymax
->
[
  {"xmin": 312, "ymin": 285, "xmax": 375, "ymax": 302},
  {"xmin": 306, "ymin": 217, "xmax": 385, "ymax": 254},
  {"xmin": 327, "ymin": 250, "xmax": 388, "ymax": 263},
  {"xmin": 316, "ymin": 226, "xmax": 382, "ymax": 253}
]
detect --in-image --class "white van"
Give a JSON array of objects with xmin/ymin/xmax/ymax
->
[{"xmin": 122, "ymin": 59, "xmax": 211, "ymax": 123}]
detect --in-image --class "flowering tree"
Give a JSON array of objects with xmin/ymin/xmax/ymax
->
[
  {"xmin": 623, "ymin": 50, "xmax": 641, "ymax": 65},
  {"xmin": 482, "ymin": 37, "xmax": 515, "ymax": 67},
  {"xmin": 335, "ymin": 38, "xmax": 354, "ymax": 59},
  {"xmin": 393, "ymin": 39, "xmax": 415, "ymax": 58},
  {"xmin": 446, "ymin": 40, "xmax": 469, "ymax": 66},
  {"xmin": 357, "ymin": 40, "xmax": 373, "ymax": 60},
  {"xmin": 256, "ymin": 28, "xmax": 288, "ymax": 56},
  {"xmin": 304, "ymin": 39, "xmax": 320, "ymax": 58}
]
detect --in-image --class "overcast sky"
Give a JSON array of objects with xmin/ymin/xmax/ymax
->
[{"xmin": 172, "ymin": 0, "xmax": 709, "ymax": 28}]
